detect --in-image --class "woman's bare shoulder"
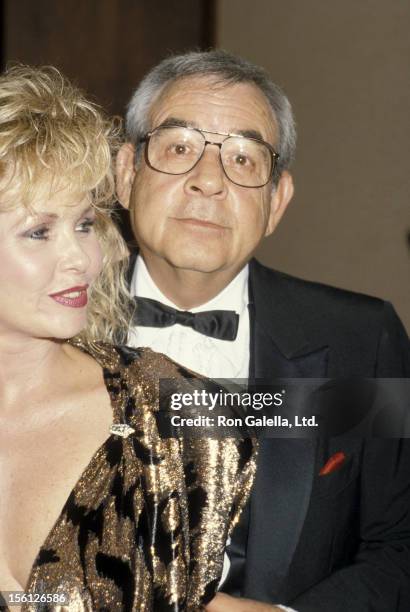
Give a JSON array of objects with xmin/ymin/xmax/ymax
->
[{"xmin": 70, "ymin": 339, "xmax": 195, "ymax": 377}]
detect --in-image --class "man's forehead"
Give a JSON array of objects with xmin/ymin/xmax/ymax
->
[{"xmin": 148, "ymin": 76, "xmax": 277, "ymax": 142}]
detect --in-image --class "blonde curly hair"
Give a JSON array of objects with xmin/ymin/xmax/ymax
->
[{"xmin": 0, "ymin": 64, "xmax": 134, "ymax": 344}]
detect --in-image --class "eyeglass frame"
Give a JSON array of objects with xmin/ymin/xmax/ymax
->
[{"xmin": 138, "ymin": 124, "xmax": 280, "ymax": 188}]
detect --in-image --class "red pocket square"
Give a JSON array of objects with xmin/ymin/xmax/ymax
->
[{"xmin": 319, "ymin": 451, "xmax": 346, "ymax": 476}]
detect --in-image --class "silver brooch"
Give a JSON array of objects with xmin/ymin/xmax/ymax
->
[{"xmin": 110, "ymin": 423, "xmax": 136, "ymax": 438}]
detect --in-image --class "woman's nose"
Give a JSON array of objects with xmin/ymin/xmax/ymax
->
[{"xmin": 59, "ymin": 235, "xmax": 91, "ymax": 272}]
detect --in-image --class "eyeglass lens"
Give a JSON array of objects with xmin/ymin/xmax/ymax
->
[{"xmin": 147, "ymin": 126, "xmax": 273, "ymax": 187}]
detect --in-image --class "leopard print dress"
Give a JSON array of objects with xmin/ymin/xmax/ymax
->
[{"xmin": 13, "ymin": 342, "xmax": 256, "ymax": 611}]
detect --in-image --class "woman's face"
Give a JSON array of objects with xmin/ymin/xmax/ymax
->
[{"xmin": 0, "ymin": 182, "xmax": 103, "ymax": 343}]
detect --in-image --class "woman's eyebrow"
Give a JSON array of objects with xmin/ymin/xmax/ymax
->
[
  {"xmin": 11, "ymin": 211, "xmax": 58, "ymax": 230},
  {"xmin": 77, "ymin": 204, "xmax": 95, "ymax": 217},
  {"xmin": 34, "ymin": 204, "xmax": 94, "ymax": 219},
  {"xmin": 14, "ymin": 204, "xmax": 95, "ymax": 229}
]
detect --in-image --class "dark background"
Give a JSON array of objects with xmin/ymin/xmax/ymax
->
[{"xmin": 1, "ymin": 0, "xmax": 216, "ymax": 115}]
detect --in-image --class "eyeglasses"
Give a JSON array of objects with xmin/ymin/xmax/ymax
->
[{"xmin": 139, "ymin": 125, "xmax": 279, "ymax": 188}]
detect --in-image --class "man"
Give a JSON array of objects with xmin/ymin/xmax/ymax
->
[{"xmin": 116, "ymin": 50, "xmax": 410, "ymax": 611}]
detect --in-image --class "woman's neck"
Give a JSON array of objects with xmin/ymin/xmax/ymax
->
[{"xmin": 0, "ymin": 335, "xmax": 71, "ymax": 412}]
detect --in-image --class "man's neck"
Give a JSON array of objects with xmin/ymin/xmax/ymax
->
[{"xmin": 139, "ymin": 254, "xmax": 246, "ymax": 310}]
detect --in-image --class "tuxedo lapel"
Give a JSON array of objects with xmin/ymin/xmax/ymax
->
[
  {"xmin": 245, "ymin": 439, "xmax": 316, "ymax": 600},
  {"xmin": 243, "ymin": 260, "xmax": 329, "ymax": 600},
  {"xmin": 252, "ymin": 314, "xmax": 329, "ymax": 379},
  {"xmin": 249, "ymin": 258, "xmax": 330, "ymax": 372},
  {"xmin": 126, "ymin": 249, "xmax": 138, "ymax": 288}
]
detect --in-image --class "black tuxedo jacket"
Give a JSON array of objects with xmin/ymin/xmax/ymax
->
[
  {"xmin": 223, "ymin": 259, "xmax": 409, "ymax": 612},
  {"xmin": 128, "ymin": 253, "xmax": 410, "ymax": 611}
]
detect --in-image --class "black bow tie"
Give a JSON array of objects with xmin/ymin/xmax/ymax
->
[{"xmin": 133, "ymin": 296, "xmax": 239, "ymax": 341}]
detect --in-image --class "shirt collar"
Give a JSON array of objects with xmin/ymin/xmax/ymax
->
[{"xmin": 131, "ymin": 255, "xmax": 249, "ymax": 313}]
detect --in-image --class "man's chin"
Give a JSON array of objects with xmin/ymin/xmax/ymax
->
[
  {"xmin": 141, "ymin": 244, "xmax": 235, "ymax": 276},
  {"xmin": 168, "ymin": 257, "xmax": 227, "ymax": 274}
]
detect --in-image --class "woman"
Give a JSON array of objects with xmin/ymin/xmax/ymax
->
[{"xmin": 0, "ymin": 66, "xmax": 256, "ymax": 611}]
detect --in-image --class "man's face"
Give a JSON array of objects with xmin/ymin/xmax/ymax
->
[{"xmin": 121, "ymin": 76, "xmax": 293, "ymax": 280}]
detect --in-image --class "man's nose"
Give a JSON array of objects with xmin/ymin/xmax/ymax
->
[{"xmin": 184, "ymin": 143, "xmax": 227, "ymax": 198}]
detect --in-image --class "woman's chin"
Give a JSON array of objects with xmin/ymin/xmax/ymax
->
[{"xmin": 36, "ymin": 314, "xmax": 88, "ymax": 342}]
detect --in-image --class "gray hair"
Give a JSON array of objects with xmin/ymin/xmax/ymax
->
[{"xmin": 125, "ymin": 49, "xmax": 296, "ymax": 179}]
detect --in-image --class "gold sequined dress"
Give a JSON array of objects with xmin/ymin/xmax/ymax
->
[{"xmin": 6, "ymin": 343, "xmax": 256, "ymax": 611}]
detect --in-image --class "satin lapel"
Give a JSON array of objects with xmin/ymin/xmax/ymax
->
[
  {"xmin": 244, "ymin": 261, "xmax": 329, "ymax": 600},
  {"xmin": 248, "ymin": 259, "xmax": 330, "ymax": 382},
  {"xmin": 245, "ymin": 439, "xmax": 316, "ymax": 600},
  {"xmin": 126, "ymin": 249, "xmax": 138, "ymax": 288},
  {"xmin": 252, "ymin": 315, "xmax": 329, "ymax": 379},
  {"xmin": 248, "ymin": 258, "xmax": 330, "ymax": 382}
]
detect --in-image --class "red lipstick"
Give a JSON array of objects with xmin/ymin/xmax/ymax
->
[{"xmin": 49, "ymin": 285, "xmax": 89, "ymax": 308}]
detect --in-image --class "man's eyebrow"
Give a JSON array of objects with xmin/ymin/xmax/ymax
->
[
  {"xmin": 155, "ymin": 119, "xmax": 266, "ymax": 142},
  {"xmin": 233, "ymin": 128, "xmax": 265, "ymax": 141},
  {"xmin": 156, "ymin": 117, "xmax": 197, "ymax": 129}
]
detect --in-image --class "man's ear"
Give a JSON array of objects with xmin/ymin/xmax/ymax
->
[
  {"xmin": 265, "ymin": 171, "xmax": 294, "ymax": 237},
  {"xmin": 116, "ymin": 143, "xmax": 136, "ymax": 209}
]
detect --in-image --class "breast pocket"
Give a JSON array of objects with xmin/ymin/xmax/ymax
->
[{"xmin": 315, "ymin": 455, "xmax": 360, "ymax": 499}]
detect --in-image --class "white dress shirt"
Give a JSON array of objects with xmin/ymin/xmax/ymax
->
[{"xmin": 128, "ymin": 255, "xmax": 250, "ymax": 380}]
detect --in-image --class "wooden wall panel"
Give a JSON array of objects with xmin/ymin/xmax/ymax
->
[{"xmin": 3, "ymin": 0, "xmax": 216, "ymax": 115}]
